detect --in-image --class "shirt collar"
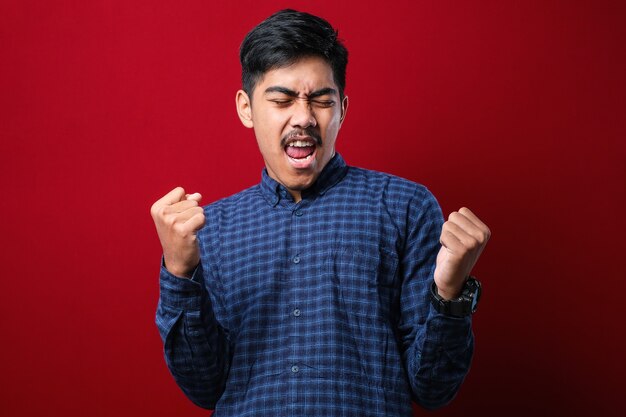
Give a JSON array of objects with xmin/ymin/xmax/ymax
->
[{"xmin": 259, "ymin": 153, "xmax": 348, "ymax": 206}]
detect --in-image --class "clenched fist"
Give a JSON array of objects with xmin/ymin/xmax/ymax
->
[
  {"xmin": 150, "ymin": 187, "xmax": 206, "ymax": 278},
  {"xmin": 434, "ymin": 207, "xmax": 491, "ymax": 300}
]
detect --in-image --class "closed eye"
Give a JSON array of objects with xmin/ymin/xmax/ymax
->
[
  {"xmin": 311, "ymin": 99, "xmax": 335, "ymax": 108},
  {"xmin": 269, "ymin": 99, "xmax": 294, "ymax": 106},
  {"xmin": 267, "ymin": 98, "xmax": 335, "ymax": 108}
]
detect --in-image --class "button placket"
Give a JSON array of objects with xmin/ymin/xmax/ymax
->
[{"xmin": 288, "ymin": 203, "xmax": 307, "ymax": 378}]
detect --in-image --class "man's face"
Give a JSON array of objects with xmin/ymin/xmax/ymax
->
[{"xmin": 236, "ymin": 56, "xmax": 348, "ymax": 201}]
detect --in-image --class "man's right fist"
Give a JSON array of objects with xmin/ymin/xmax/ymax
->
[{"xmin": 150, "ymin": 187, "xmax": 206, "ymax": 278}]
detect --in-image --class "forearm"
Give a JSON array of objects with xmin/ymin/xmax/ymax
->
[{"xmin": 155, "ymin": 263, "xmax": 229, "ymax": 409}]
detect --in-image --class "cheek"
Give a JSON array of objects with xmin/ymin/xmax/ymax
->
[
  {"xmin": 321, "ymin": 114, "xmax": 342, "ymax": 137},
  {"xmin": 254, "ymin": 110, "xmax": 287, "ymax": 139},
  {"xmin": 253, "ymin": 118, "xmax": 287, "ymax": 156}
]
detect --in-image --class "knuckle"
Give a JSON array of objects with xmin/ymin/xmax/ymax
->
[
  {"xmin": 467, "ymin": 236, "xmax": 480, "ymax": 250},
  {"xmin": 197, "ymin": 215, "xmax": 207, "ymax": 228},
  {"xmin": 172, "ymin": 221, "xmax": 186, "ymax": 235},
  {"xmin": 163, "ymin": 214, "xmax": 177, "ymax": 228},
  {"xmin": 154, "ymin": 205, "xmax": 168, "ymax": 220},
  {"xmin": 475, "ymin": 230, "xmax": 487, "ymax": 244}
]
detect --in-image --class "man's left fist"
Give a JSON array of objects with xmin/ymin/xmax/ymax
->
[{"xmin": 434, "ymin": 207, "xmax": 491, "ymax": 300}]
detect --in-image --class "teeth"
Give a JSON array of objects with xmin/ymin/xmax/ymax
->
[{"xmin": 288, "ymin": 140, "xmax": 314, "ymax": 147}]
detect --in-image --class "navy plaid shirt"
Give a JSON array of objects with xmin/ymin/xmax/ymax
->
[{"xmin": 156, "ymin": 154, "xmax": 473, "ymax": 416}]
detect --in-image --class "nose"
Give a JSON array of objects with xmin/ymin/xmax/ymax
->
[{"xmin": 290, "ymin": 99, "xmax": 317, "ymax": 129}]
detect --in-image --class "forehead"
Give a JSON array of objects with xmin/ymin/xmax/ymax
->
[{"xmin": 255, "ymin": 56, "xmax": 337, "ymax": 95}]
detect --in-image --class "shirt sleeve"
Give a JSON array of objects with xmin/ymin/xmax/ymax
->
[
  {"xmin": 396, "ymin": 186, "xmax": 474, "ymax": 410},
  {"xmin": 155, "ymin": 259, "xmax": 229, "ymax": 409}
]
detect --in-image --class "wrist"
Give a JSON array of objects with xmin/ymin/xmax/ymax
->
[
  {"xmin": 167, "ymin": 267, "xmax": 193, "ymax": 279},
  {"xmin": 163, "ymin": 257, "xmax": 197, "ymax": 279},
  {"xmin": 435, "ymin": 282, "xmax": 464, "ymax": 301},
  {"xmin": 430, "ymin": 276, "xmax": 482, "ymax": 317}
]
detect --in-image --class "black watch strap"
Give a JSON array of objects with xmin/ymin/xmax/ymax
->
[{"xmin": 430, "ymin": 276, "xmax": 481, "ymax": 317}]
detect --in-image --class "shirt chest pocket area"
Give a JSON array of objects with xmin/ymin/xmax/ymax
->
[{"xmin": 328, "ymin": 245, "xmax": 400, "ymax": 319}]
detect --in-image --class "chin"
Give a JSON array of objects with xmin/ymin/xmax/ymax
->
[{"xmin": 287, "ymin": 176, "xmax": 315, "ymax": 191}]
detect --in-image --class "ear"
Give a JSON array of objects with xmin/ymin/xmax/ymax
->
[
  {"xmin": 339, "ymin": 95, "xmax": 349, "ymax": 127},
  {"xmin": 236, "ymin": 90, "xmax": 254, "ymax": 128}
]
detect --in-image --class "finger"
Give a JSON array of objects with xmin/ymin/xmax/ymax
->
[
  {"xmin": 444, "ymin": 220, "xmax": 487, "ymax": 272},
  {"xmin": 448, "ymin": 211, "xmax": 488, "ymax": 244},
  {"xmin": 440, "ymin": 228, "xmax": 464, "ymax": 253},
  {"xmin": 185, "ymin": 192, "xmax": 202, "ymax": 203},
  {"xmin": 458, "ymin": 207, "xmax": 491, "ymax": 237},
  {"xmin": 175, "ymin": 206, "xmax": 204, "ymax": 222},
  {"xmin": 164, "ymin": 199, "xmax": 199, "ymax": 214},
  {"xmin": 153, "ymin": 187, "xmax": 186, "ymax": 209},
  {"xmin": 442, "ymin": 221, "xmax": 479, "ymax": 250},
  {"xmin": 184, "ymin": 211, "xmax": 206, "ymax": 232},
  {"xmin": 440, "ymin": 227, "xmax": 481, "ymax": 274}
]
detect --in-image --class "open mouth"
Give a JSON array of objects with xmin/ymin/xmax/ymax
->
[{"xmin": 284, "ymin": 139, "xmax": 317, "ymax": 165}]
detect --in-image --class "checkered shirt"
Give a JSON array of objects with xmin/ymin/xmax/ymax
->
[{"xmin": 156, "ymin": 153, "xmax": 474, "ymax": 416}]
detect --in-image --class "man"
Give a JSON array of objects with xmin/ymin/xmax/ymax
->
[{"xmin": 152, "ymin": 9, "xmax": 490, "ymax": 416}]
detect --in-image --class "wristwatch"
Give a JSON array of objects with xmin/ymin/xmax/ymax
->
[{"xmin": 430, "ymin": 276, "xmax": 482, "ymax": 317}]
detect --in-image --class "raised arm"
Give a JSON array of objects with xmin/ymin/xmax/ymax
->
[
  {"xmin": 398, "ymin": 188, "xmax": 489, "ymax": 410},
  {"xmin": 152, "ymin": 187, "xmax": 229, "ymax": 409}
]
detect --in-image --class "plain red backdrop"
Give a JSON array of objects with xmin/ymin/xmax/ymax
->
[{"xmin": 1, "ymin": 1, "xmax": 624, "ymax": 416}]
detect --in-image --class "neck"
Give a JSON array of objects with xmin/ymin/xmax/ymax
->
[{"xmin": 288, "ymin": 190, "xmax": 302, "ymax": 203}]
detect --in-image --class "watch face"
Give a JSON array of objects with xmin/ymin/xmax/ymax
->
[
  {"xmin": 471, "ymin": 294, "xmax": 478, "ymax": 312},
  {"xmin": 469, "ymin": 278, "xmax": 481, "ymax": 313},
  {"xmin": 431, "ymin": 278, "xmax": 481, "ymax": 317}
]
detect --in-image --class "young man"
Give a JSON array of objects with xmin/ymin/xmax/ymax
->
[{"xmin": 152, "ymin": 9, "xmax": 490, "ymax": 416}]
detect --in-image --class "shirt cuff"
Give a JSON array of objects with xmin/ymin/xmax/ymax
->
[
  {"xmin": 159, "ymin": 258, "xmax": 204, "ymax": 310},
  {"xmin": 425, "ymin": 302, "xmax": 473, "ymax": 346}
]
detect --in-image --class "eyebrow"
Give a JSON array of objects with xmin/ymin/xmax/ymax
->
[{"xmin": 264, "ymin": 86, "xmax": 337, "ymax": 99}]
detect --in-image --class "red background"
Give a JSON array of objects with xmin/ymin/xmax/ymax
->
[{"xmin": 1, "ymin": 1, "xmax": 624, "ymax": 416}]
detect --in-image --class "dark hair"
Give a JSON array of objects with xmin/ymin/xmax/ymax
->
[{"xmin": 240, "ymin": 9, "xmax": 348, "ymax": 99}]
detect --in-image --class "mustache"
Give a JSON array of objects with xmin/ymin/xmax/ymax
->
[{"xmin": 280, "ymin": 128, "xmax": 322, "ymax": 147}]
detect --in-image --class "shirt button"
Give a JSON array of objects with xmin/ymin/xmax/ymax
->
[
  {"xmin": 291, "ymin": 365, "xmax": 299, "ymax": 373},
  {"xmin": 294, "ymin": 210, "xmax": 303, "ymax": 217},
  {"xmin": 293, "ymin": 309, "xmax": 301, "ymax": 317},
  {"xmin": 293, "ymin": 255, "xmax": 300, "ymax": 264}
]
